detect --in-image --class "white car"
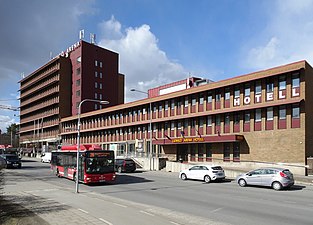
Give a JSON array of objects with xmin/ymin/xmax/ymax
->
[
  {"xmin": 179, "ymin": 165, "xmax": 225, "ymax": 183},
  {"xmin": 41, "ymin": 152, "xmax": 51, "ymax": 163}
]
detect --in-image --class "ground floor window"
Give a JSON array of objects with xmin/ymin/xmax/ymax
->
[
  {"xmin": 233, "ymin": 143, "xmax": 240, "ymax": 162},
  {"xmin": 224, "ymin": 143, "xmax": 231, "ymax": 162},
  {"xmin": 206, "ymin": 143, "xmax": 212, "ymax": 162}
]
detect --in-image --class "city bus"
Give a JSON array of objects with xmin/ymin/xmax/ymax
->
[{"xmin": 51, "ymin": 144, "xmax": 116, "ymax": 184}]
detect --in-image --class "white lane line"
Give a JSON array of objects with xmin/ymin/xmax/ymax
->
[
  {"xmin": 113, "ymin": 203, "xmax": 127, "ymax": 208},
  {"xmin": 78, "ymin": 208, "xmax": 89, "ymax": 214},
  {"xmin": 170, "ymin": 221, "xmax": 181, "ymax": 225},
  {"xmin": 211, "ymin": 207, "xmax": 223, "ymax": 213},
  {"xmin": 99, "ymin": 218, "xmax": 114, "ymax": 225},
  {"xmin": 140, "ymin": 210, "xmax": 155, "ymax": 216}
]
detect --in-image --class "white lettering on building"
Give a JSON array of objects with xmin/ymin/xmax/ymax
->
[
  {"xmin": 279, "ymin": 90, "xmax": 286, "ymax": 99},
  {"xmin": 234, "ymin": 98, "xmax": 240, "ymax": 106},
  {"xmin": 244, "ymin": 96, "xmax": 250, "ymax": 105},
  {"xmin": 59, "ymin": 41, "xmax": 81, "ymax": 58},
  {"xmin": 267, "ymin": 92, "xmax": 274, "ymax": 101},
  {"xmin": 255, "ymin": 94, "xmax": 261, "ymax": 103},
  {"xmin": 292, "ymin": 88, "xmax": 300, "ymax": 97}
]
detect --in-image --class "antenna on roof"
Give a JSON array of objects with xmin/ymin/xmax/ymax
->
[
  {"xmin": 50, "ymin": 51, "xmax": 53, "ymax": 59},
  {"xmin": 90, "ymin": 33, "xmax": 96, "ymax": 45},
  {"xmin": 79, "ymin": 29, "xmax": 85, "ymax": 40},
  {"xmin": 21, "ymin": 72, "xmax": 25, "ymax": 79}
]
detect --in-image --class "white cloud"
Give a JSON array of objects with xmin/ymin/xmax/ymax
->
[
  {"xmin": 0, "ymin": 115, "xmax": 14, "ymax": 134},
  {"xmin": 98, "ymin": 17, "xmax": 187, "ymax": 102},
  {"xmin": 242, "ymin": 0, "xmax": 313, "ymax": 70}
]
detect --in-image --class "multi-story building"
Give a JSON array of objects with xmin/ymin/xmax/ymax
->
[
  {"xmin": 60, "ymin": 60, "xmax": 313, "ymax": 175},
  {"xmin": 19, "ymin": 40, "xmax": 124, "ymax": 151}
]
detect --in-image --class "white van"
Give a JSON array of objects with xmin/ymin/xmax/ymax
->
[{"xmin": 41, "ymin": 152, "xmax": 52, "ymax": 163}]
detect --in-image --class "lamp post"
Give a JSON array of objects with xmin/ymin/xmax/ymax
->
[
  {"xmin": 76, "ymin": 99, "xmax": 109, "ymax": 193},
  {"xmin": 130, "ymin": 89, "xmax": 153, "ymax": 171}
]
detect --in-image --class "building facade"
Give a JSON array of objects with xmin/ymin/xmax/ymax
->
[
  {"xmin": 19, "ymin": 40, "xmax": 124, "ymax": 151},
  {"xmin": 60, "ymin": 60, "xmax": 313, "ymax": 174}
]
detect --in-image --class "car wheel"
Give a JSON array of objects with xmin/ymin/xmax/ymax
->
[
  {"xmin": 204, "ymin": 175, "xmax": 211, "ymax": 183},
  {"xmin": 117, "ymin": 167, "xmax": 122, "ymax": 173},
  {"xmin": 238, "ymin": 179, "xmax": 247, "ymax": 187},
  {"xmin": 272, "ymin": 181, "xmax": 282, "ymax": 191},
  {"xmin": 181, "ymin": 173, "xmax": 187, "ymax": 180}
]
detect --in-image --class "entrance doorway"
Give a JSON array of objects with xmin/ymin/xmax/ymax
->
[{"xmin": 177, "ymin": 145, "xmax": 188, "ymax": 162}]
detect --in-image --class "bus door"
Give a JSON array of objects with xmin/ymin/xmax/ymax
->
[{"xmin": 78, "ymin": 155, "xmax": 84, "ymax": 181}]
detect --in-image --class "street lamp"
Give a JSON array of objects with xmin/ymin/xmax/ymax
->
[
  {"xmin": 76, "ymin": 99, "xmax": 109, "ymax": 193},
  {"xmin": 130, "ymin": 89, "xmax": 153, "ymax": 171}
]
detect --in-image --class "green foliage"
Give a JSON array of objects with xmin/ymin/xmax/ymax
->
[{"xmin": 6, "ymin": 123, "xmax": 18, "ymax": 135}]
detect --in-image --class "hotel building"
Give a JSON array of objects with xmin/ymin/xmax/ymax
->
[
  {"xmin": 19, "ymin": 40, "xmax": 124, "ymax": 150},
  {"xmin": 60, "ymin": 60, "xmax": 313, "ymax": 175}
]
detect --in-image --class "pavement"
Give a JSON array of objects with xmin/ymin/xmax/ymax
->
[{"xmin": 1, "ymin": 157, "xmax": 313, "ymax": 225}]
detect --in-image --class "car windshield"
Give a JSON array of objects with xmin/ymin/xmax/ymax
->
[
  {"xmin": 6, "ymin": 155, "xmax": 19, "ymax": 160},
  {"xmin": 85, "ymin": 157, "xmax": 114, "ymax": 174}
]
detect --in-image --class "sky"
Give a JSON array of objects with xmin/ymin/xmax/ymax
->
[{"xmin": 1, "ymin": 0, "xmax": 313, "ymax": 133}]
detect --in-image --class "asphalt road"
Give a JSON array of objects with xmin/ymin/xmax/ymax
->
[{"xmin": 2, "ymin": 158, "xmax": 313, "ymax": 225}]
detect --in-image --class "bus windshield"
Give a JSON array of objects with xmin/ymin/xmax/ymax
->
[{"xmin": 85, "ymin": 157, "xmax": 114, "ymax": 174}]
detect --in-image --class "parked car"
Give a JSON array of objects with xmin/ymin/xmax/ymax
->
[
  {"xmin": 0, "ymin": 154, "xmax": 22, "ymax": 169},
  {"xmin": 41, "ymin": 152, "xmax": 52, "ymax": 163},
  {"xmin": 179, "ymin": 165, "xmax": 225, "ymax": 183},
  {"xmin": 115, "ymin": 158, "xmax": 136, "ymax": 173},
  {"xmin": 236, "ymin": 167, "xmax": 294, "ymax": 190}
]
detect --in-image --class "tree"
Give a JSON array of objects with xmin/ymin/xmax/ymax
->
[{"xmin": 6, "ymin": 123, "xmax": 18, "ymax": 135}]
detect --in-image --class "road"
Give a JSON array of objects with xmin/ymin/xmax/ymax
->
[{"xmin": 2, "ymin": 158, "xmax": 313, "ymax": 225}]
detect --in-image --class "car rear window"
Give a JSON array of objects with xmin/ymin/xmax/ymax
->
[
  {"xmin": 125, "ymin": 159, "xmax": 134, "ymax": 163},
  {"xmin": 282, "ymin": 169, "xmax": 292, "ymax": 175},
  {"xmin": 211, "ymin": 166, "xmax": 223, "ymax": 170}
]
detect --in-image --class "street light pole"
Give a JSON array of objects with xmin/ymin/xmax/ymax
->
[
  {"xmin": 130, "ymin": 89, "xmax": 153, "ymax": 171},
  {"xmin": 76, "ymin": 99, "xmax": 109, "ymax": 193}
]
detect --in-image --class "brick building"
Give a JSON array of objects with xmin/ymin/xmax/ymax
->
[
  {"xmin": 19, "ymin": 40, "xmax": 124, "ymax": 151},
  {"xmin": 60, "ymin": 60, "xmax": 313, "ymax": 175}
]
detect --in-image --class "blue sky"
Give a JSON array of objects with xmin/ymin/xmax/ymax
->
[{"xmin": 1, "ymin": 0, "xmax": 313, "ymax": 133}]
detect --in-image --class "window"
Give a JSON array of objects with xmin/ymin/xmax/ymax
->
[
  {"xmin": 184, "ymin": 119, "xmax": 189, "ymax": 129},
  {"xmin": 207, "ymin": 92, "xmax": 212, "ymax": 103},
  {"xmin": 95, "ymin": 104, "xmax": 98, "ymax": 110},
  {"xmin": 279, "ymin": 75, "xmax": 286, "ymax": 90},
  {"xmin": 165, "ymin": 101, "xmax": 168, "ymax": 110},
  {"xmin": 224, "ymin": 114, "xmax": 230, "ymax": 125},
  {"xmin": 171, "ymin": 100, "xmax": 175, "ymax": 109},
  {"xmin": 266, "ymin": 79, "xmax": 274, "ymax": 93},
  {"xmin": 177, "ymin": 121, "xmax": 182, "ymax": 129},
  {"xmin": 159, "ymin": 104, "xmax": 162, "ymax": 111},
  {"xmin": 292, "ymin": 104, "xmax": 300, "ymax": 118},
  {"xmin": 184, "ymin": 97, "xmax": 189, "ymax": 107},
  {"xmin": 76, "ymin": 79, "xmax": 80, "ymax": 86},
  {"xmin": 95, "ymin": 82, "xmax": 98, "ymax": 88},
  {"xmin": 192, "ymin": 95, "xmax": 196, "ymax": 105},
  {"xmin": 215, "ymin": 115, "xmax": 221, "ymax": 126},
  {"xmin": 215, "ymin": 91, "xmax": 221, "ymax": 102},
  {"xmin": 255, "ymin": 81, "xmax": 262, "ymax": 94},
  {"xmin": 267, "ymin": 107, "xmax": 273, "ymax": 121},
  {"xmin": 199, "ymin": 93, "xmax": 204, "ymax": 104},
  {"xmin": 99, "ymin": 83, "xmax": 102, "ymax": 89},
  {"xmin": 76, "ymin": 90, "xmax": 80, "ymax": 97},
  {"xmin": 76, "ymin": 68, "xmax": 81, "ymax": 75},
  {"xmin": 77, "ymin": 56, "xmax": 81, "ymax": 63},
  {"xmin": 171, "ymin": 121, "xmax": 175, "ymax": 130},
  {"xmin": 95, "ymin": 71, "xmax": 98, "ymax": 78},
  {"xmin": 99, "ymin": 94, "xmax": 102, "ymax": 100},
  {"xmin": 100, "ymin": 72, "xmax": 103, "ymax": 78},
  {"xmin": 207, "ymin": 116, "xmax": 212, "ymax": 126},
  {"xmin": 225, "ymin": 88, "xmax": 230, "ymax": 100},
  {"xmin": 95, "ymin": 60, "xmax": 98, "ymax": 67},
  {"xmin": 199, "ymin": 117, "xmax": 204, "ymax": 127},
  {"xmin": 244, "ymin": 84, "xmax": 250, "ymax": 96},
  {"xmin": 244, "ymin": 111, "xmax": 250, "ymax": 123},
  {"xmin": 279, "ymin": 106, "xmax": 286, "ymax": 119},
  {"xmin": 292, "ymin": 73, "xmax": 300, "ymax": 87},
  {"xmin": 234, "ymin": 114, "xmax": 240, "ymax": 124},
  {"xmin": 255, "ymin": 109, "xmax": 261, "ymax": 122},
  {"xmin": 99, "ymin": 61, "xmax": 103, "ymax": 68},
  {"xmin": 234, "ymin": 86, "xmax": 240, "ymax": 98},
  {"xmin": 95, "ymin": 93, "xmax": 98, "ymax": 99}
]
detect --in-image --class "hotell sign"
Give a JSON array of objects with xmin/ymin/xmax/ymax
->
[
  {"xmin": 172, "ymin": 137, "xmax": 205, "ymax": 143},
  {"xmin": 233, "ymin": 88, "xmax": 300, "ymax": 106}
]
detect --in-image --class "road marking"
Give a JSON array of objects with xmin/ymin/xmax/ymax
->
[
  {"xmin": 140, "ymin": 210, "xmax": 155, "ymax": 216},
  {"xmin": 78, "ymin": 208, "xmax": 89, "ymax": 214},
  {"xmin": 99, "ymin": 218, "xmax": 113, "ymax": 225},
  {"xmin": 211, "ymin": 207, "xmax": 223, "ymax": 213},
  {"xmin": 113, "ymin": 203, "xmax": 127, "ymax": 208},
  {"xmin": 170, "ymin": 221, "xmax": 181, "ymax": 225}
]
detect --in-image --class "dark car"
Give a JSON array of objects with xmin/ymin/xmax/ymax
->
[
  {"xmin": 0, "ymin": 154, "xmax": 22, "ymax": 169},
  {"xmin": 115, "ymin": 158, "xmax": 136, "ymax": 173}
]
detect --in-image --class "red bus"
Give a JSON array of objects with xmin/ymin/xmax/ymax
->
[{"xmin": 51, "ymin": 144, "xmax": 116, "ymax": 184}]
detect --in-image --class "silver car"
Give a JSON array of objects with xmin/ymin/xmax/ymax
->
[{"xmin": 236, "ymin": 167, "xmax": 294, "ymax": 190}]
